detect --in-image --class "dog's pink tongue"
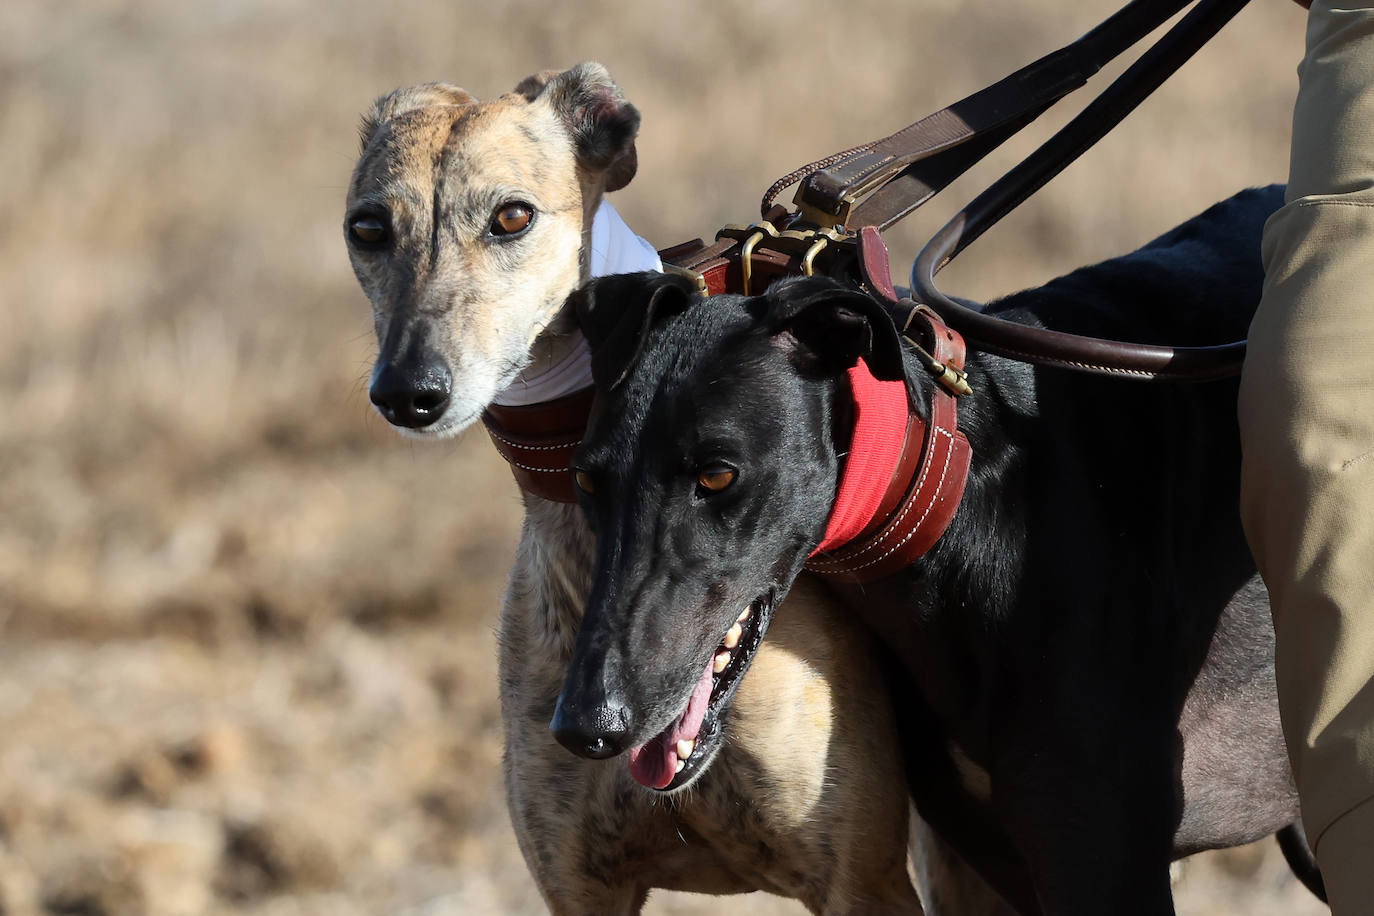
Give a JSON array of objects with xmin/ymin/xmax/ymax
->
[{"xmin": 626, "ymin": 656, "xmax": 715, "ymax": 789}]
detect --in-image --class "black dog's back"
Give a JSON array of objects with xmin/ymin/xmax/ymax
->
[
  {"xmin": 916, "ymin": 186, "xmax": 1298, "ymax": 908},
  {"xmin": 985, "ymin": 184, "xmax": 1280, "ymax": 344}
]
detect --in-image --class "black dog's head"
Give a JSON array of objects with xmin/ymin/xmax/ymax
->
[{"xmin": 550, "ymin": 271, "xmax": 904, "ymax": 791}]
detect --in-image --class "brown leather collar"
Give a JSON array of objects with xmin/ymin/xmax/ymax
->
[
  {"xmin": 481, "ymin": 230, "xmax": 961, "ymax": 509},
  {"xmin": 479, "ymin": 284, "xmax": 974, "ymax": 576},
  {"xmin": 803, "ymin": 306, "xmax": 972, "ymax": 584},
  {"xmin": 481, "ymin": 388, "xmax": 595, "ymax": 504}
]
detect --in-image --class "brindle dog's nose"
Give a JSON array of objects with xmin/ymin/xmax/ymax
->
[
  {"xmin": 550, "ymin": 695, "xmax": 633, "ymax": 760},
  {"xmin": 369, "ymin": 361, "xmax": 452, "ymax": 429}
]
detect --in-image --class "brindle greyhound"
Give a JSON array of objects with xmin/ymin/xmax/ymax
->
[
  {"xmin": 344, "ymin": 63, "xmax": 1013, "ymax": 914},
  {"xmin": 561, "ymin": 188, "xmax": 1326, "ymax": 914}
]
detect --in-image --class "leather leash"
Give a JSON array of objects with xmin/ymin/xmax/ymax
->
[
  {"xmin": 668, "ymin": 0, "xmax": 1254, "ymax": 381},
  {"xmin": 909, "ymin": 0, "xmax": 1252, "ymax": 379}
]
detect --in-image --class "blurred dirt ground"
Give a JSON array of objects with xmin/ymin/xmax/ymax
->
[{"xmin": 0, "ymin": 0, "xmax": 1330, "ymax": 913}]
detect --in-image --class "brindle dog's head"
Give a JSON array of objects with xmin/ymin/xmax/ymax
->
[
  {"xmin": 344, "ymin": 63, "xmax": 639, "ymax": 436},
  {"xmin": 552, "ymin": 272, "xmax": 904, "ymax": 791}
]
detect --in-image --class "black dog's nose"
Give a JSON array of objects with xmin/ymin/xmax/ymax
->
[
  {"xmin": 369, "ymin": 361, "xmax": 452, "ymax": 429},
  {"xmin": 549, "ymin": 697, "xmax": 633, "ymax": 760}
]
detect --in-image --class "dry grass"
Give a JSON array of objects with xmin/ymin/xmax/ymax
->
[{"xmin": 0, "ymin": 0, "xmax": 1327, "ymax": 913}]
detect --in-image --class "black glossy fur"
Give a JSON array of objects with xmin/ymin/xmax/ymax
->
[{"xmin": 568, "ymin": 186, "xmax": 1321, "ymax": 914}]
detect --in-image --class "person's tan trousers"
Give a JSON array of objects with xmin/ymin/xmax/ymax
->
[{"xmin": 1239, "ymin": 3, "xmax": 1374, "ymax": 910}]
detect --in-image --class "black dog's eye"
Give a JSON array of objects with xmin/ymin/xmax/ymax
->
[
  {"xmin": 573, "ymin": 469, "xmax": 596, "ymax": 494},
  {"xmin": 348, "ymin": 214, "xmax": 389, "ymax": 247},
  {"xmin": 696, "ymin": 465, "xmax": 736, "ymax": 493},
  {"xmin": 489, "ymin": 202, "xmax": 534, "ymax": 237}
]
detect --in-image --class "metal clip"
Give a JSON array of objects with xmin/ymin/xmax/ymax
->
[
  {"xmin": 931, "ymin": 361, "xmax": 973, "ymax": 397},
  {"xmin": 801, "ymin": 236, "xmax": 829, "ymax": 276},
  {"xmin": 738, "ymin": 229, "xmax": 765, "ymax": 296},
  {"xmin": 902, "ymin": 333, "xmax": 973, "ymax": 397}
]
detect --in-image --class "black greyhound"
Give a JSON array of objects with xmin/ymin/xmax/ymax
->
[{"xmin": 555, "ymin": 186, "xmax": 1325, "ymax": 914}]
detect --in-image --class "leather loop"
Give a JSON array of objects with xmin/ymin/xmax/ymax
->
[{"xmin": 858, "ymin": 227, "xmax": 898, "ymax": 302}]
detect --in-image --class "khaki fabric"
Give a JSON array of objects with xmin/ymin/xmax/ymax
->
[{"xmin": 1239, "ymin": 2, "xmax": 1374, "ymax": 910}]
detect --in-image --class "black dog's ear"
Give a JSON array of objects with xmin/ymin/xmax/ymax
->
[
  {"xmin": 762, "ymin": 278, "xmax": 905, "ymax": 381},
  {"xmin": 523, "ymin": 62, "xmax": 640, "ymax": 192},
  {"xmin": 570, "ymin": 271, "xmax": 699, "ymax": 389}
]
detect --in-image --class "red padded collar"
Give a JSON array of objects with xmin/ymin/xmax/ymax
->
[
  {"xmin": 811, "ymin": 360, "xmax": 909, "ymax": 554},
  {"xmin": 805, "ymin": 308, "xmax": 972, "ymax": 583}
]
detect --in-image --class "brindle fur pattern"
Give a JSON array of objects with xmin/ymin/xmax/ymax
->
[
  {"xmin": 347, "ymin": 67, "xmax": 617, "ymax": 436},
  {"xmin": 502, "ymin": 501, "xmax": 919, "ymax": 913},
  {"xmin": 343, "ymin": 64, "xmax": 984, "ymax": 913}
]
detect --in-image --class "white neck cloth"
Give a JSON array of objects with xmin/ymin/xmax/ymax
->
[{"xmin": 491, "ymin": 201, "xmax": 661, "ymax": 407}]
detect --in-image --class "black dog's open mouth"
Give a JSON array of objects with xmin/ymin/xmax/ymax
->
[{"xmin": 625, "ymin": 589, "xmax": 776, "ymax": 793}]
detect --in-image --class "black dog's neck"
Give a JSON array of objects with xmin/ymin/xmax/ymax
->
[{"xmin": 823, "ymin": 347, "xmax": 1029, "ymax": 746}]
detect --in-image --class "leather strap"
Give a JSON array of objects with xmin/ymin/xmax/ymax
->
[
  {"xmin": 776, "ymin": 0, "xmax": 1192, "ymax": 227},
  {"xmin": 804, "ymin": 308, "xmax": 972, "ymax": 584},
  {"xmin": 910, "ymin": 0, "xmax": 1252, "ymax": 381},
  {"xmin": 858, "ymin": 227, "xmax": 898, "ymax": 302},
  {"xmin": 481, "ymin": 388, "xmax": 596, "ymax": 504}
]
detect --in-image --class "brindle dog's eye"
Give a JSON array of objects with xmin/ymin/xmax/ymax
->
[
  {"xmin": 490, "ymin": 203, "xmax": 534, "ymax": 237},
  {"xmin": 348, "ymin": 215, "xmax": 389, "ymax": 246},
  {"xmin": 573, "ymin": 469, "xmax": 596, "ymax": 494},
  {"xmin": 697, "ymin": 466, "xmax": 736, "ymax": 493}
]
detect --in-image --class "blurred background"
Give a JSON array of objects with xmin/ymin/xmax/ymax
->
[{"xmin": 0, "ymin": 0, "xmax": 1327, "ymax": 913}]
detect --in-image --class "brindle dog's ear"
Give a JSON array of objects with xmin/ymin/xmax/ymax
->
[
  {"xmin": 526, "ymin": 62, "xmax": 640, "ymax": 192},
  {"xmin": 511, "ymin": 70, "xmax": 561, "ymax": 100},
  {"xmin": 570, "ymin": 272, "xmax": 699, "ymax": 390},
  {"xmin": 358, "ymin": 83, "xmax": 477, "ymax": 150},
  {"xmin": 762, "ymin": 277, "xmax": 906, "ymax": 381}
]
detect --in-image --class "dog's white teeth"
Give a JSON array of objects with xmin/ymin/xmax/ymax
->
[
  {"xmin": 712, "ymin": 650, "xmax": 731, "ymax": 674},
  {"xmin": 674, "ymin": 759, "xmax": 685, "ymax": 774},
  {"xmin": 676, "ymin": 738, "xmax": 695, "ymax": 759},
  {"xmin": 723, "ymin": 622, "xmax": 742, "ymax": 650},
  {"xmin": 737, "ymin": 605, "xmax": 751, "ymax": 622}
]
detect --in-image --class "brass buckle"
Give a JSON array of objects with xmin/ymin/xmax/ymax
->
[
  {"xmin": 932, "ymin": 361, "xmax": 974, "ymax": 397},
  {"xmin": 793, "ymin": 181, "xmax": 856, "ymax": 229},
  {"xmin": 716, "ymin": 223, "xmax": 852, "ymax": 295},
  {"xmin": 801, "ymin": 235, "xmax": 829, "ymax": 276},
  {"xmin": 662, "ymin": 263, "xmax": 709, "ymax": 296},
  {"xmin": 717, "ymin": 222, "xmax": 779, "ymax": 295}
]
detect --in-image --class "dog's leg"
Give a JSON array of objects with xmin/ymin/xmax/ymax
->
[
  {"xmin": 992, "ymin": 676, "xmax": 1180, "ymax": 915},
  {"xmin": 503, "ymin": 707, "xmax": 654, "ymax": 915},
  {"xmin": 909, "ymin": 814, "xmax": 1025, "ymax": 916}
]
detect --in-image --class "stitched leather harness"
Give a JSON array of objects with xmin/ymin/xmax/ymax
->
[{"xmin": 483, "ymin": 0, "xmax": 1251, "ymax": 577}]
